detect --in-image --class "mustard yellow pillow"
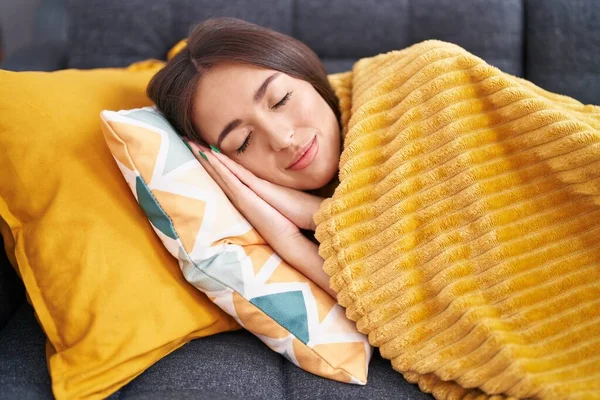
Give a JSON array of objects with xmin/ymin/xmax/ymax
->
[{"xmin": 0, "ymin": 67, "xmax": 239, "ymax": 400}]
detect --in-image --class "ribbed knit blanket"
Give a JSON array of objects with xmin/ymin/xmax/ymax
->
[{"xmin": 314, "ymin": 41, "xmax": 600, "ymax": 400}]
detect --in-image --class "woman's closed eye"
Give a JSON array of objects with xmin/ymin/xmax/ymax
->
[
  {"xmin": 236, "ymin": 131, "xmax": 253, "ymax": 155},
  {"xmin": 271, "ymin": 91, "xmax": 293, "ymax": 109}
]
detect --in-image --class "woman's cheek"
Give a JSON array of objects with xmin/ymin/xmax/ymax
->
[{"xmin": 292, "ymin": 89, "xmax": 317, "ymax": 123}]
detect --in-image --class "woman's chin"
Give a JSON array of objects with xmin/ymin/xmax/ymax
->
[
  {"xmin": 275, "ymin": 156, "xmax": 338, "ymax": 190},
  {"xmin": 299, "ymin": 169, "xmax": 338, "ymax": 191}
]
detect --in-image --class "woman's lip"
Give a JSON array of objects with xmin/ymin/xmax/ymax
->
[{"xmin": 287, "ymin": 136, "xmax": 318, "ymax": 171}]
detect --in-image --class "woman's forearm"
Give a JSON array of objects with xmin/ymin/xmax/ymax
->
[{"xmin": 274, "ymin": 233, "xmax": 336, "ymax": 299}]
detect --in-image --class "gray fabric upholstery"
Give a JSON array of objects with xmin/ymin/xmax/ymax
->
[
  {"xmin": 296, "ymin": 0, "xmax": 523, "ymax": 76},
  {"xmin": 525, "ymin": 0, "xmax": 600, "ymax": 105},
  {"xmin": 0, "ymin": 304, "xmax": 53, "ymax": 399},
  {"xmin": 321, "ymin": 58, "xmax": 358, "ymax": 75},
  {"xmin": 65, "ymin": 0, "xmax": 294, "ymax": 70},
  {"xmin": 1, "ymin": 304, "xmax": 432, "ymax": 400},
  {"xmin": 0, "ymin": 245, "xmax": 24, "ymax": 330},
  {"xmin": 0, "ymin": 41, "xmax": 67, "ymax": 71},
  {"xmin": 408, "ymin": 0, "xmax": 523, "ymax": 76},
  {"xmin": 6, "ymin": 0, "xmax": 600, "ymax": 103},
  {"xmin": 294, "ymin": 0, "xmax": 414, "ymax": 60},
  {"xmin": 116, "ymin": 330, "xmax": 285, "ymax": 400},
  {"xmin": 282, "ymin": 351, "xmax": 433, "ymax": 400},
  {"xmin": 113, "ymin": 390, "xmax": 241, "ymax": 400},
  {"xmin": 65, "ymin": 0, "xmax": 525, "ymax": 77}
]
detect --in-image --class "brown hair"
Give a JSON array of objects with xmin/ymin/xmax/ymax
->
[{"xmin": 147, "ymin": 17, "xmax": 340, "ymax": 144}]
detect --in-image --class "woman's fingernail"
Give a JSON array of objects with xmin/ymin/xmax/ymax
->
[
  {"xmin": 209, "ymin": 145, "xmax": 221, "ymax": 154},
  {"xmin": 183, "ymin": 141, "xmax": 192, "ymax": 151},
  {"xmin": 198, "ymin": 150, "xmax": 208, "ymax": 161}
]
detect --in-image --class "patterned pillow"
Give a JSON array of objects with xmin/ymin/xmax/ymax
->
[{"xmin": 100, "ymin": 106, "xmax": 372, "ymax": 384}]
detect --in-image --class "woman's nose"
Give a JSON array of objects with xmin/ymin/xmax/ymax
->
[{"xmin": 264, "ymin": 122, "xmax": 294, "ymax": 151}]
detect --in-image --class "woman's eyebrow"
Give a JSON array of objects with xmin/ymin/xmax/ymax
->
[
  {"xmin": 217, "ymin": 119, "xmax": 242, "ymax": 148},
  {"xmin": 217, "ymin": 73, "xmax": 281, "ymax": 147},
  {"xmin": 253, "ymin": 73, "xmax": 280, "ymax": 102}
]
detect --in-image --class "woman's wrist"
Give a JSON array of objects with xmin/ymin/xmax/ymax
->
[
  {"xmin": 276, "ymin": 232, "xmax": 336, "ymax": 299},
  {"xmin": 299, "ymin": 193, "xmax": 324, "ymax": 231},
  {"xmin": 304, "ymin": 207, "xmax": 318, "ymax": 231}
]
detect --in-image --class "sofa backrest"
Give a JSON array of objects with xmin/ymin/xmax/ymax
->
[
  {"xmin": 66, "ymin": 0, "xmax": 524, "ymax": 75},
  {"xmin": 64, "ymin": 0, "xmax": 600, "ymax": 105},
  {"xmin": 525, "ymin": 0, "xmax": 600, "ymax": 106}
]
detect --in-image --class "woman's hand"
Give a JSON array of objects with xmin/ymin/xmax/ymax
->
[
  {"xmin": 201, "ymin": 148, "xmax": 325, "ymax": 231},
  {"xmin": 186, "ymin": 141, "xmax": 335, "ymax": 299},
  {"xmin": 186, "ymin": 141, "xmax": 299, "ymax": 243}
]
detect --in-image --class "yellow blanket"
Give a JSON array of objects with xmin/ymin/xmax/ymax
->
[{"xmin": 315, "ymin": 41, "xmax": 600, "ymax": 399}]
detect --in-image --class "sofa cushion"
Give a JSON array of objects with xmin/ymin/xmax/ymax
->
[
  {"xmin": 294, "ymin": 0, "xmax": 413, "ymax": 61},
  {"xmin": 116, "ymin": 330, "xmax": 285, "ymax": 400},
  {"xmin": 1, "ymin": 303, "xmax": 432, "ymax": 400},
  {"xmin": 0, "ymin": 304, "xmax": 53, "ymax": 400},
  {"xmin": 296, "ymin": 0, "xmax": 523, "ymax": 76},
  {"xmin": 408, "ymin": 0, "xmax": 523, "ymax": 76},
  {"xmin": 283, "ymin": 350, "xmax": 435, "ymax": 400},
  {"xmin": 65, "ymin": 0, "xmax": 524, "ymax": 76},
  {"xmin": 525, "ymin": 0, "xmax": 600, "ymax": 105},
  {"xmin": 66, "ymin": 0, "xmax": 293, "ymax": 69},
  {"xmin": 0, "ymin": 244, "xmax": 24, "ymax": 331}
]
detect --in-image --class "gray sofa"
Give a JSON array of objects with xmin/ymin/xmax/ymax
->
[{"xmin": 1, "ymin": 0, "xmax": 599, "ymax": 399}]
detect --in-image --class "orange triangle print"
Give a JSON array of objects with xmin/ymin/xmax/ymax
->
[
  {"xmin": 311, "ymin": 342, "xmax": 368, "ymax": 383},
  {"xmin": 109, "ymin": 120, "xmax": 162, "ymax": 182},
  {"xmin": 101, "ymin": 119, "xmax": 136, "ymax": 171},
  {"xmin": 232, "ymin": 292, "xmax": 289, "ymax": 339},
  {"xmin": 151, "ymin": 189, "xmax": 206, "ymax": 253},
  {"xmin": 246, "ymin": 245, "xmax": 278, "ymax": 276},
  {"xmin": 291, "ymin": 340, "xmax": 353, "ymax": 383}
]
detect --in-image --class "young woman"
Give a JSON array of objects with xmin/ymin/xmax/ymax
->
[{"xmin": 147, "ymin": 17, "xmax": 343, "ymax": 298}]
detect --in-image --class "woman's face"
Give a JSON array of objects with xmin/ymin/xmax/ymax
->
[{"xmin": 191, "ymin": 63, "xmax": 341, "ymax": 190}]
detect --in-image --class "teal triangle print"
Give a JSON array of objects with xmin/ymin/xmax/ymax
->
[
  {"xmin": 250, "ymin": 291, "xmax": 309, "ymax": 344},
  {"xmin": 135, "ymin": 176, "xmax": 178, "ymax": 240},
  {"xmin": 194, "ymin": 250, "xmax": 246, "ymax": 296},
  {"xmin": 128, "ymin": 108, "xmax": 175, "ymax": 134}
]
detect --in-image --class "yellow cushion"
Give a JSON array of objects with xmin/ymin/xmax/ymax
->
[{"xmin": 0, "ymin": 67, "xmax": 239, "ymax": 400}]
